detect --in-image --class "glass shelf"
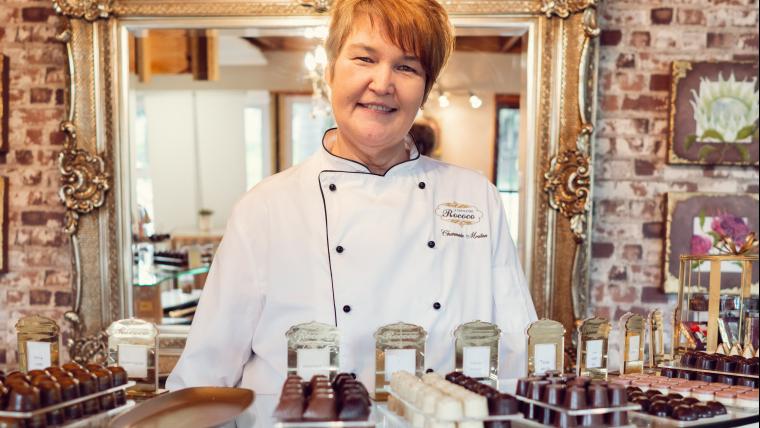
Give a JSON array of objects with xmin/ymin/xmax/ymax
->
[{"xmin": 133, "ymin": 265, "xmax": 210, "ymax": 287}]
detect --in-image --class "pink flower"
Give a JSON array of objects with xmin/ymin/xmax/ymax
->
[
  {"xmin": 691, "ymin": 235, "xmax": 712, "ymax": 255},
  {"xmin": 711, "ymin": 214, "xmax": 751, "ymax": 243}
]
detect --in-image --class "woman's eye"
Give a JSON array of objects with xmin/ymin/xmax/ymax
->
[
  {"xmin": 398, "ymin": 65, "xmax": 418, "ymax": 74},
  {"xmin": 355, "ymin": 57, "xmax": 373, "ymax": 63}
]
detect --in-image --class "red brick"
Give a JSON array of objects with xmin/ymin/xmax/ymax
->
[
  {"xmin": 634, "ymin": 159, "xmax": 656, "ymax": 176},
  {"xmin": 747, "ymin": 184, "xmax": 759, "ymax": 193},
  {"xmin": 643, "ymin": 222, "xmax": 664, "ymax": 238},
  {"xmin": 26, "ymin": 129, "xmax": 43, "ymax": 145},
  {"xmin": 616, "ymin": 53, "xmax": 635, "ymax": 68},
  {"xmin": 601, "ymin": 94, "xmax": 619, "ymax": 111},
  {"xmin": 55, "ymin": 89, "xmax": 64, "ymax": 105},
  {"xmin": 600, "ymin": 30, "xmax": 622, "ymax": 46},
  {"xmin": 22, "ymin": 170, "xmax": 43, "ymax": 186},
  {"xmin": 630, "ymin": 31, "xmax": 651, "ymax": 48},
  {"xmin": 592, "ymin": 242, "xmax": 615, "ymax": 258},
  {"xmin": 677, "ymin": 9, "xmax": 706, "ymax": 26},
  {"xmin": 707, "ymin": 33, "xmax": 737, "ymax": 49},
  {"xmin": 734, "ymin": 54, "xmax": 759, "ymax": 61},
  {"xmin": 609, "ymin": 266, "xmax": 628, "ymax": 281},
  {"xmin": 54, "ymin": 291, "xmax": 72, "ymax": 307},
  {"xmin": 21, "ymin": 211, "xmax": 47, "ymax": 226},
  {"xmin": 641, "ymin": 287, "xmax": 668, "ymax": 303},
  {"xmin": 7, "ymin": 290, "xmax": 24, "ymax": 304},
  {"xmin": 740, "ymin": 33, "xmax": 759, "ymax": 49},
  {"xmin": 621, "ymin": 95, "xmax": 668, "ymax": 112},
  {"xmin": 30, "ymin": 289, "xmax": 52, "ymax": 305},
  {"xmin": 49, "ymin": 131, "xmax": 66, "ymax": 145},
  {"xmin": 622, "ymin": 244, "xmax": 643, "ymax": 261},
  {"xmin": 21, "ymin": 7, "xmax": 51, "ymax": 22},
  {"xmin": 619, "ymin": 73, "xmax": 647, "ymax": 91},
  {"xmin": 649, "ymin": 74, "xmax": 670, "ymax": 91},
  {"xmin": 0, "ymin": 349, "xmax": 5, "ymax": 365},
  {"xmin": 651, "ymin": 8, "xmax": 673, "ymax": 25},
  {"xmin": 30, "ymin": 87, "xmax": 52, "ymax": 104},
  {"xmin": 609, "ymin": 284, "xmax": 636, "ymax": 303},
  {"xmin": 15, "ymin": 150, "xmax": 34, "ymax": 165}
]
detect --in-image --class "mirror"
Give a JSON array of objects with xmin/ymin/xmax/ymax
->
[
  {"xmin": 125, "ymin": 23, "xmax": 530, "ymax": 327},
  {"xmin": 53, "ymin": 0, "xmax": 599, "ymax": 361}
]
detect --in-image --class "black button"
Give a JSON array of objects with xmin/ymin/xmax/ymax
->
[
  {"xmin": 336, "ymin": 246, "xmax": 344, "ymax": 253},
  {"xmin": 425, "ymin": 368, "xmax": 434, "ymax": 373},
  {"xmin": 329, "ymin": 183, "xmax": 337, "ymax": 191},
  {"xmin": 427, "ymin": 241, "xmax": 436, "ymax": 248},
  {"xmin": 343, "ymin": 305, "xmax": 351, "ymax": 313},
  {"xmin": 418, "ymin": 182, "xmax": 426, "ymax": 189},
  {"xmin": 433, "ymin": 302, "xmax": 441, "ymax": 310},
  {"xmin": 350, "ymin": 372, "xmax": 357, "ymax": 379}
]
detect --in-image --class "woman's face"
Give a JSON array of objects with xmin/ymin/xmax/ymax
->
[{"xmin": 328, "ymin": 15, "xmax": 426, "ymax": 153}]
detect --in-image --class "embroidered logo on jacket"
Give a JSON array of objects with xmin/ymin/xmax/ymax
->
[{"xmin": 435, "ymin": 202, "xmax": 483, "ymax": 226}]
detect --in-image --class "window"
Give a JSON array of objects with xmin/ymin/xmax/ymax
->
[
  {"xmin": 278, "ymin": 93, "xmax": 336, "ymax": 170},
  {"xmin": 494, "ymin": 94, "xmax": 521, "ymax": 242}
]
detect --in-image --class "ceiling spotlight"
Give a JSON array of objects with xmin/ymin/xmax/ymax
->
[
  {"xmin": 469, "ymin": 93, "xmax": 483, "ymax": 109},
  {"xmin": 438, "ymin": 92, "xmax": 450, "ymax": 108}
]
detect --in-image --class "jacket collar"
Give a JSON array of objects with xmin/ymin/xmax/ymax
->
[{"xmin": 318, "ymin": 128, "xmax": 421, "ymax": 176}]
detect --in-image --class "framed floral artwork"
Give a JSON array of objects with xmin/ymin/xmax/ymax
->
[
  {"xmin": 663, "ymin": 192, "xmax": 759, "ymax": 293},
  {"xmin": 667, "ymin": 61, "xmax": 759, "ymax": 166}
]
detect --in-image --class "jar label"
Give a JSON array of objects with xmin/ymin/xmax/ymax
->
[
  {"xmin": 119, "ymin": 343, "xmax": 148, "ymax": 378},
  {"xmin": 27, "ymin": 341, "xmax": 51, "ymax": 370},
  {"xmin": 463, "ymin": 346, "xmax": 491, "ymax": 378}
]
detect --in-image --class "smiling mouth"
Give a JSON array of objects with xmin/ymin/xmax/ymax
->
[{"xmin": 358, "ymin": 103, "xmax": 397, "ymax": 113}]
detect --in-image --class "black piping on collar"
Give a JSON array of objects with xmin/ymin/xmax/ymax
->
[{"xmin": 319, "ymin": 127, "xmax": 421, "ymax": 177}]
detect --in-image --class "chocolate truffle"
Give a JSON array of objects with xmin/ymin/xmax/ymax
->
[
  {"xmin": 648, "ymin": 401, "xmax": 671, "ymax": 417},
  {"xmin": 672, "ymin": 405, "xmax": 698, "ymax": 421},
  {"xmin": 706, "ymin": 400, "xmax": 727, "ymax": 415}
]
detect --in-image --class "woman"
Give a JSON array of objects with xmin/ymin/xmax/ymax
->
[{"xmin": 167, "ymin": 0, "xmax": 537, "ymax": 394}]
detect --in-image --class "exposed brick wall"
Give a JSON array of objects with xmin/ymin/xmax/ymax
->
[
  {"xmin": 0, "ymin": 1, "xmax": 71, "ymax": 370},
  {"xmin": 592, "ymin": 0, "xmax": 759, "ymax": 324}
]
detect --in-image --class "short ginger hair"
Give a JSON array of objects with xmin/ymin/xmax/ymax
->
[{"xmin": 325, "ymin": 0, "xmax": 454, "ymax": 103}]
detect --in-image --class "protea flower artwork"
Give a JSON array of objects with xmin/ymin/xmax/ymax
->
[{"xmin": 686, "ymin": 72, "xmax": 760, "ymax": 162}]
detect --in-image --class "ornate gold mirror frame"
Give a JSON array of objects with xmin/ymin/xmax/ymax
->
[{"xmin": 52, "ymin": 0, "xmax": 599, "ymax": 361}]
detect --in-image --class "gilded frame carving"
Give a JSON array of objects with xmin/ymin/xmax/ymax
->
[{"xmin": 52, "ymin": 0, "xmax": 599, "ymax": 360}]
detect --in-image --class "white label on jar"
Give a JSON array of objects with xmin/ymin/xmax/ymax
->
[
  {"xmin": 119, "ymin": 344, "xmax": 149, "ymax": 378},
  {"xmin": 627, "ymin": 335, "xmax": 641, "ymax": 361},
  {"xmin": 534, "ymin": 343, "xmax": 556, "ymax": 374},
  {"xmin": 384, "ymin": 349, "xmax": 416, "ymax": 382},
  {"xmin": 463, "ymin": 346, "xmax": 491, "ymax": 378},
  {"xmin": 26, "ymin": 341, "xmax": 51, "ymax": 370},
  {"xmin": 586, "ymin": 339, "xmax": 604, "ymax": 369},
  {"xmin": 297, "ymin": 348, "xmax": 331, "ymax": 380}
]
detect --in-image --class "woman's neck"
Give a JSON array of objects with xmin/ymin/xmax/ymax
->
[{"xmin": 328, "ymin": 130, "xmax": 410, "ymax": 175}]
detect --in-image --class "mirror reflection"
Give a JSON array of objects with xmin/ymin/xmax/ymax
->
[{"xmin": 127, "ymin": 24, "xmax": 530, "ymax": 326}]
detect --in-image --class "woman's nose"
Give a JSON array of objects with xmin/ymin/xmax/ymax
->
[{"xmin": 368, "ymin": 65, "xmax": 394, "ymax": 95}]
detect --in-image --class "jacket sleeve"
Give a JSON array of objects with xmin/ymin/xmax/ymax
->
[
  {"xmin": 165, "ymin": 198, "xmax": 267, "ymax": 390},
  {"xmin": 487, "ymin": 183, "xmax": 538, "ymax": 379}
]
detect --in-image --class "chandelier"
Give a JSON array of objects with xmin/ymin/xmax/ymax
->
[{"xmin": 303, "ymin": 27, "xmax": 332, "ymax": 117}]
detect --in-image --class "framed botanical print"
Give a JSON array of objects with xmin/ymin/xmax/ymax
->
[
  {"xmin": 663, "ymin": 192, "xmax": 759, "ymax": 293},
  {"xmin": 667, "ymin": 61, "xmax": 759, "ymax": 166}
]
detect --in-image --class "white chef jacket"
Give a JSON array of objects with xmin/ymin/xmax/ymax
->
[{"xmin": 166, "ymin": 129, "xmax": 537, "ymax": 394}]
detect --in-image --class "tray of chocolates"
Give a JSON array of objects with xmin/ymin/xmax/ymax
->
[
  {"xmin": 621, "ymin": 377, "xmax": 759, "ymax": 427},
  {"xmin": 383, "ymin": 371, "xmax": 524, "ymax": 425},
  {"xmin": 0, "ymin": 362, "xmax": 135, "ymax": 426},
  {"xmin": 273, "ymin": 373, "xmax": 374, "ymax": 427},
  {"xmin": 513, "ymin": 372, "xmax": 638, "ymax": 427},
  {"xmin": 658, "ymin": 351, "xmax": 759, "ymax": 385}
]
